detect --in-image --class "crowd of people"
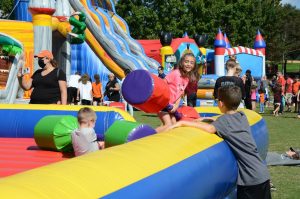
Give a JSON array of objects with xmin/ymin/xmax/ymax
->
[
  {"xmin": 17, "ymin": 50, "xmax": 131, "ymax": 114},
  {"xmin": 18, "ymin": 50, "xmax": 300, "ymax": 120}
]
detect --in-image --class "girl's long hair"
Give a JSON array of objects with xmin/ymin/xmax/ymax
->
[{"xmin": 178, "ymin": 53, "xmax": 199, "ymax": 82}]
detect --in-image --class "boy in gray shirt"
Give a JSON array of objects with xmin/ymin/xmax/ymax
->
[
  {"xmin": 169, "ymin": 85, "xmax": 271, "ymax": 199},
  {"xmin": 72, "ymin": 107, "xmax": 105, "ymax": 156}
]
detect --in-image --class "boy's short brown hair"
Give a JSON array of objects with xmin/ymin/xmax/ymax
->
[
  {"xmin": 218, "ymin": 85, "xmax": 242, "ymax": 110},
  {"xmin": 77, "ymin": 107, "xmax": 97, "ymax": 124}
]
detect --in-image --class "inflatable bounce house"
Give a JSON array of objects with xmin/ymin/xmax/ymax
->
[
  {"xmin": 196, "ymin": 28, "xmax": 266, "ymax": 106},
  {"xmin": 0, "ymin": 1, "xmax": 269, "ymax": 199},
  {"xmin": 139, "ymin": 29, "xmax": 266, "ymax": 106},
  {"xmin": 0, "ymin": 0, "xmax": 160, "ymax": 104}
]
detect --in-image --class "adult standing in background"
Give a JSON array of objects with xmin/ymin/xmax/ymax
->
[
  {"xmin": 292, "ymin": 76, "xmax": 300, "ymax": 113},
  {"xmin": 17, "ymin": 50, "xmax": 67, "ymax": 104},
  {"xmin": 285, "ymin": 74, "xmax": 293, "ymax": 112},
  {"xmin": 244, "ymin": 69, "xmax": 253, "ymax": 110},
  {"xmin": 104, "ymin": 73, "xmax": 120, "ymax": 102},
  {"xmin": 213, "ymin": 59, "xmax": 245, "ymax": 101},
  {"xmin": 277, "ymin": 72, "xmax": 286, "ymax": 114},
  {"xmin": 67, "ymin": 72, "xmax": 81, "ymax": 105}
]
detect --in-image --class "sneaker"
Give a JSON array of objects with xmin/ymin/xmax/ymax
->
[{"xmin": 270, "ymin": 183, "xmax": 277, "ymax": 191}]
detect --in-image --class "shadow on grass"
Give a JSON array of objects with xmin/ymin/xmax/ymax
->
[{"xmin": 141, "ymin": 114, "xmax": 158, "ymax": 118}]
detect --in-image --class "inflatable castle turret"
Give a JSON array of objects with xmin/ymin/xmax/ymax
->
[
  {"xmin": 253, "ymin": 30, "xmax": 266, "ymax": 55},
  {"xmin": 52, "ymin": 0, "xmax": 73, "ymax": 79},
  {"xmin": 214, "ymin": 28, "xmax": 226, "ymax": 76},
  {"xmin": 254, "ymin": 30, "xmax": 266, "ymax": 77},
  {"xmin": 213, "ymin": 29, "xmax": 266, "ymax": 79},
  {"xmin": 224, "ymin": 33, "xmax": 231, "ymax": 48},
  {"xmin": 29, "ymin": 0, "xmax": 56, "ymax": 71}
]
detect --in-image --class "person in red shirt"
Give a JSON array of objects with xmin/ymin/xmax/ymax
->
[
  {"xmin": 293, "ymin": 76, "xmax": 300, "ymax": 113},
  {"xmin": 285, "ymin": 74, "xmax": 294, "ymax": 112},
  {"xmin": 276, "ymin": 72, "xmax": 285, "ymax": 114},
  {"xmin": 185, "ymin": 71, "xmax": 200, "ymax": 107}
]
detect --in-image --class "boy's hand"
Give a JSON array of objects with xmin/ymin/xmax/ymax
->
[
  {"xmin": 98, "ymin": 141, "xmax": 105, "ymax": 149},
  {"xmin": 165, "ymin": 122, "xmax": 182, "ymax": 131}
]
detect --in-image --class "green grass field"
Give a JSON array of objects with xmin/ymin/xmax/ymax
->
[
  {"xmin": 133, "ymin": 107, "xmax": 300, "ymax": 199},
  {"xmin": 278, "ymin": 62, "xmax": 300, "ymax": 73}
]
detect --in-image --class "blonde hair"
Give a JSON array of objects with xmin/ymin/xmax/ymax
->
[
  {"xmin": 77, "ymin": 107, "xmax": 97, "ymax": 124},
  {"xmin": 225, "ymin": 59, "xmax": 236, "ymax": 71},
  {"xmin": 235, "ymin": 63, "xmax": 242, "ymax": 74},
  {"xmin": 80, "ymin": 74, "xmax": 90, "ymax": 84}
]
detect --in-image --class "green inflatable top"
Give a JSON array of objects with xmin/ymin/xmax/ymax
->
[{"xmin": 0, "ymin": 35, "xmax": 23, "ymax": 55}]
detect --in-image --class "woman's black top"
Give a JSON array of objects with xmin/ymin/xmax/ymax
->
[
  {"xmin": 30, "ymin": 68, "xmax": 66, "ymax": 104},
  {"xmin": 105, "ymin": 79, "xmax": 120, "ymax": 102}
]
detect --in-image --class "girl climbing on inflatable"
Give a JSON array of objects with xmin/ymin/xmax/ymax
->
[{"xmin": 156, "ymin": 53, "xmax": 198, "ymax": 132}]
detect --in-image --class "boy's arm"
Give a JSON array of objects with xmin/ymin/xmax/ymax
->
[
  {"xmin": 194, "ymin": 117, "xmax": 216, "ymax": 122},
  {"xmin": 169, "ymin": 120, "xmax": 217, "ymax": 134}
]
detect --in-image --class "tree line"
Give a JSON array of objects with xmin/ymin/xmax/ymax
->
[
  {"xmin": 1, "ymin": 0, "xmax": 299, "ymax": 62},
  {"xmin": 116, "ymin": 0, "xmax": 300, "ymax": 62}
]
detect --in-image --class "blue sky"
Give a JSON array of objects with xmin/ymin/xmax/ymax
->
[{"xmin": 281, "ymin": 0, "xmax": 300, "ymax": 9}]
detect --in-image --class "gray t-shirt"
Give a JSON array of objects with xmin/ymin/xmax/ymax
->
[
  {"xmin": 212, "ymin": 112, "xmax": 270, "ymax": 186},
  {"xmin": 71, "ymin": 128, "xmax": 99, "ymax": 156}
]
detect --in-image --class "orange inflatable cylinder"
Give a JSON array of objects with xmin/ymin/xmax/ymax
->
[{"xmin": 121, "ymin": 70, "xmax": 170, "ymax": 113}]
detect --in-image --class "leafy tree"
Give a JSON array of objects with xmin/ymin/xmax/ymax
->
[
  {"xmin": 116, "ymin": 0, "xmax": 299, "ymax": 62},
  {"xmin": 0, "ymin": 0, "xmax": 14, "ymax": 19}
]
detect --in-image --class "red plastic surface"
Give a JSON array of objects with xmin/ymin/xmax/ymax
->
[{"xmin": 0, "ymin": 138, "xmax": 73, "ymax": 177}]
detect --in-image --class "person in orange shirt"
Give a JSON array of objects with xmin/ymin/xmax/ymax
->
[
  {"xmin": 292, "ymin": 76, "xmax": 300, "ymax": 113},
  {"xmin": 92, "ymin": 74, "xmax": 103, "ymax": 106}
]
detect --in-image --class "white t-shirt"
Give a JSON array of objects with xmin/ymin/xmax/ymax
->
[
  {"xmin": 71, "ymin": 128, "xmax": 99, "ymax": 156},
  {"xmin": 78, "ymin": 81, "xmax": 92, "ymax": 100},
  {"xmin": 68, "ymin": 74, "xmax": 81, "ymax": 88}
]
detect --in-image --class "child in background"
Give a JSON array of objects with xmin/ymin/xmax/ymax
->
[
  {"xmin": 168, "ymin": 85, "xmax": 271, "ymax": 199},
  {"xmin": 77, "ymin": 74, "xmax": 92, "ymax": 105},
  {"xmin": 250, "ymin": 83, "xmax": 258, "ymax": 111},
  {"xmin": 92, "ymin": 74, "xmax": 103, "ymax": 106},
  {"xmin": 258, "ymin": 88, "xmax": 265, "ymax": 113},
  {"xmin": 156, "ymin": 53, "xmax": 198, "ymax": 133},
  {"xmin": 71, "ymin": 107, "xmax": 104, "ymax": 156},
  {"xmin": 272, "ymin": 83, "xmax": 282, "ymax": 116}
]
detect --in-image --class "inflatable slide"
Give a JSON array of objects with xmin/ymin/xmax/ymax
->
[{"xmin": 69, "ymin": 0, "xmax": 158, "ymax": 74}]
